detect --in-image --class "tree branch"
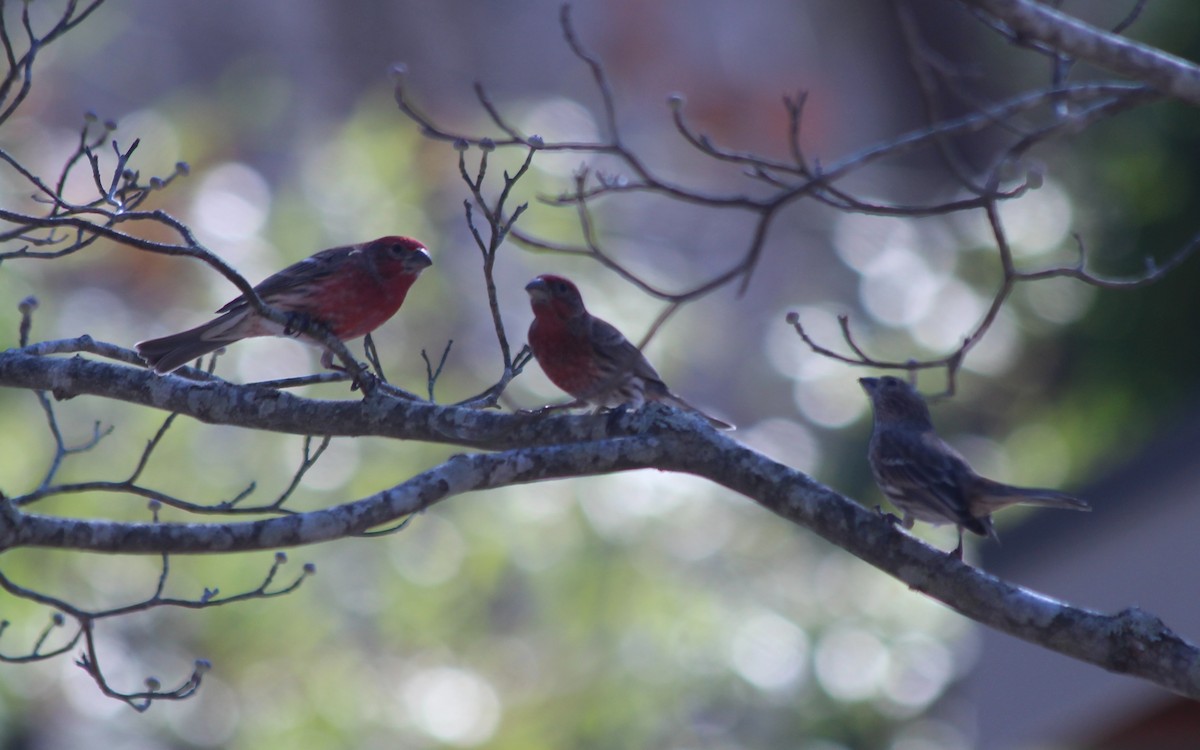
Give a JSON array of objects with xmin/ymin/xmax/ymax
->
[
  {"xmin": 0, "ymin": 382, "xmax": 1195, "ymax": 698},
  {"xmin": 955, "ymin": 0, "xmax": 1200, "ymax": 106}
]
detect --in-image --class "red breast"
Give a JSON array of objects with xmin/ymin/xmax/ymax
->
[{"xmin": 300, "ymin": 237, "xmax": 431, "ymax": 339}]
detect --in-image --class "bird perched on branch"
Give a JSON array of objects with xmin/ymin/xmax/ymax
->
[
  {"xmin": 137, "ymin": 236, "xmax": 432, "ymax": 374},
  {"xmin": 525, "ymin": 274, "xmax": 731, "ymax": 429},
  {"xmin": 859, "ymin": 375, "xmax": 1089, "ymax": 559}
]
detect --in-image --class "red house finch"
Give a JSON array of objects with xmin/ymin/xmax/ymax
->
[
  {"xmin": 860, "ymin": 375, "xmax": 1089, "ymax": 559},
  {"xmin": 137, "ymin": 236, "xmax": 432, "ymax": 374},
  {"xmin": 525, "ymin": 274, "xmax": 731, "ymax": 429}
]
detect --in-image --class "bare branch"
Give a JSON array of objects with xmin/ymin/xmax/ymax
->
[
  {"xmin": 421, "ymin": 340, "xmax": 453, "ymax": 402},
  {"xmin": 0, "ymin": 394, "xmax": 1196, "ymax": 698},
  {"xmin": 956, "ymin": 0, "xmax": 1200, "ymax": 106}
]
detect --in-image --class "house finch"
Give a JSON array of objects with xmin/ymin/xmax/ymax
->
[
  {"xmin": 860, "ymin": 375, "xmax": 1089, "ymax": 559},
  {"xmin": 525, "ymin": 274, "xmax": 731, "ymax": 429},
  {"xmin": 136, "ymin": 236, "xmax": 432, "ymax": 374}
]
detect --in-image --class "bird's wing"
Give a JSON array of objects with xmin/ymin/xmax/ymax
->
[
  {"xmin": 586, "ymin": 317, "xmax": 664, "ymax": 385},
  {"xmin": 875, "ymin": 429, "xmax": 977, "ymax": 525},
  {"xmin": 215, "ymin": 246, "xmax": 352, "ymax": 313}
]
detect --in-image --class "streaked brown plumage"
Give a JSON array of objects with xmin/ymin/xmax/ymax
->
[{"xmin": 860, "ymin": 375, "xmax": 1089, "ymax": 559}]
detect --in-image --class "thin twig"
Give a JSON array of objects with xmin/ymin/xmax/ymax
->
[{"xmin": 421, "ymin": 341, "xmax": 453, "ymax": 402}]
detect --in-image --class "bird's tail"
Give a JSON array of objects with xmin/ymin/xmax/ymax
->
[
  {"xmin": 973, "ymin": 480, "xmax": 1090, "ymax": 514},
  {"xmin": 136, "ymin": 312, "xmax": 248, "ymax": 374},
  {"xmin": 657, "ymin": 392, "xmax": 735, "ymax": 430}
]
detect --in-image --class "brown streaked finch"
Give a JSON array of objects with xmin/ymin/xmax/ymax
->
[
  {"xmin": 136, "ymin": 236, "xmax": 432, "ymax": 374},
  {"xmin": 525, "ymin": 274, "xmax": 731, "ymax": 429},
  {"xmin": 859, "ymin": 375, "xmax": 1089, "ymax": 560}
]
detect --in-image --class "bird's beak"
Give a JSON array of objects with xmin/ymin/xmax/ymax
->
[
  {"xmin": 408, "ymin": 248, "xmax": 433, "ymax": 271},
  {"xmin": 525, "ymin": 277, "xmax": 550, "ymax": 302},
  {"xmin": 859, "ymin": 377, "xmax": 879, "ymax": 394}
]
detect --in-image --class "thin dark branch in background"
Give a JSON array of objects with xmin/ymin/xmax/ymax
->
[
  {"xmin": 422, "ymin": 340, "xmax": 453, "ymax": 402},
  {"xmin": 244, "ymin": 372, "xmax": 350, "ymax": 389},
  {"xmin": 0, "ymin": 545, "xmax": 313, "ymax": 711},
  {"xmin": 30, "ymin": 349, "xmax": 114, "ymax": 489},
  {"xmin": 450, "ymin": 343, "xmax": 534, "ymax": 409},
  {"xmin": 361, "ymin": 332, "xmax": 386, "ymax": 383},
  {"xmin": 16, "ymin": 294, "xmax": 35, "ymax": 346},
  {"xmin": 13, "ymin": 278, "xmax": 119, "ymax": 494},
  {"xmin": 265, "ymin": 436, "xmax": 331, "ymax": 510},
  {"xmin": 558, "ymin": 5, "xmax": 619, "ymax": 140},
  {"xmin": 457, "ymin": 139, "xmax": 534, "ymax": 370},
  {"xmin": 75, "ymin": 623, "xmax": 208, "ymax": 712},
  {"xmin": 356, "ymin": 515, "xmax": 414, "ymax": 538},
  {"xmin": 957, "ymin": 0, "xmax": 1200, "ymax": 105},
  {"xmin": 408, "ymin": 122, "xmax": 539, "ymax": 408},
  {"xmin": 391, "ymin": 4, "xmax": 1178, "ymax": 388},
  {"xmin": 0, "ymin": 0, "xmax": 108, "ymax": 125},
  {"xmin": 473, "ymin": 81, "xmax": 526, "ymax": 143},
  {"xmin": 11, "ymin": 431, "xmax": 338, "ymax": 519},
  {"xmin": 1112, "ymin": 0, "xmax": 1150, "ymax": 35},
  {"xmin": 786, "ymin": 205, "xmax": 1200, "ymax": 392},
  {"xmin": 128, "ymin": 413, "xmax": 179, "ymax": 485},
  {"xmin": 894, "ymin": 0, "xmax": 988, "ymax": 193},
  {"xmin": 1046, "ymin": 0, "xmax": 1149, "ymax": 114}
]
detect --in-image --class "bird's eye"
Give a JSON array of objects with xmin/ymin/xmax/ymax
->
[
  {"xmin": 554, "ymin": 281, "xmax": 569, "ymax": 293},
  {"xmin": 390, "ymin": 243, "xmax": 406, "ymax": 255}
]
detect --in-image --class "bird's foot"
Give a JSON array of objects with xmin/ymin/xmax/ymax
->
[
  {"xmin": 319, "ymin": 349, "xmax": 369, "ymax": 373},
  {"xmin": 874, "ymin": 505, "xmax": 903, "ymax": 527},
  {"xmin": 348, "ymin": 369, "xmax": 378, "ymax": 393},
  {"xmin": 517, "ymin": 403, "xmax": 575, "ymax": 418},
  {"xmin": 601, "ymin": 403, "xmax": 631, "ymax": 430},
  {"xmin": 283, "ymin": 312, "xmax": 318, "ymax": 337},
  {"xmin": 949, "ymin": 529, "xmax": 966, "ymax": 561},
  {"xmin": 317, "ymin": 350, "xmax": 375, "ymax": 393}
]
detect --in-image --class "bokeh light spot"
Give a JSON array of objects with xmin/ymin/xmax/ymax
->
[
  {"xmin": 958, "ymin": 180, "xmax": 1073, "ymax": 258},
  {"xmin": 881, "ymin": 635, "xmax": 954, "ymax": 714},
  {"xmin": 729, "ymin": 611, "xmax": 809, "ymax": 691},
  {"xmin": 1022, "ymin": 276, "xmax": 1096, "ymax": 324},
  {"xmin": 519, "ymin": 97, "xmax": 599, "ymax": 142},
  {"xmin": 742, "ymin": 417, "xmax": 821, "ymax": 473},
  {"xmin": 793, "ymin": 375, "xmax": 868, "ymax": 429},
  {"xmin": 859, "ymin": 258, "xmax": 943, "ymax": 328},
  {"xmin": 814, "ymin": 626, "xmax": 890, "ymax": 701},
  {"xmin": 577, "ymin": 471, "xmax": 708, "ymax": 542},
  {"xmin": 834, "ymin": 214, "xmax": 917, "ymax": 275},
  {"xmin": 910, "ymin": 279, "xmax": 984, "ymax": 351},
  {"xmin": 389, "ymin": 514, "xmax": 466, "ymax": 587},
  {"xmin": 401, "ymin": 667, "xmax": 501, "ymax": 746},
  {"xmin": 768, "ymin": 305, "xmax": 843, "ymax": 381},
  {"xmin": 119, "ymin": 109, "xmax": 182, "ymax": 175},
  {"xmin": 287, "ymin": 437, "xmax": 361, "ymax": 492},
  {"xmin": 961, "ymin": 309, "xmax": 1019, "ymax": 375},
  {"xmin": 190, "ymin": 162, "xmax": 272, "ymax": 243}
]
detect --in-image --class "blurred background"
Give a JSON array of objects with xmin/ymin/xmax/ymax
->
[{"xmin": 1, "ymin": 0, "xmax": 1198, "ymax": 747}]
